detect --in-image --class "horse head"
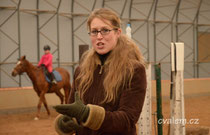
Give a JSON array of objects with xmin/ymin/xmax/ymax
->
[{"xmin": 12, "ymin": 55, "xmax": 27, "ymax": 77}]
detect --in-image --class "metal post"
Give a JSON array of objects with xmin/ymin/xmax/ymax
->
[
  {"xmin": 193, "ymin": 24, "xmax": 197, "ymax": 78},
  {"xmin": 195, "ymin": 26, "xmax": 199, "ymax": 78},
  {"xmin": 155, "ymin": 63, "xmax": 163, "ymax": 135},
  {"xmin": 120, "ymin": 0, "xmax": 127, "ymax": 18},
  {"xmin": 17, "ymin": 0, "xmax": 22, "ymax": 87},
  {"xmin": 102, "ymin": 0, "xmax": 105, "ymax": 8},
  {"xmin": 129, "ymin": 0, "xmax": 133, "ymax": 23},
  {"xmin": 71, "ymin": 0, "xmax": 75, "ymax": 72},
  {"xmin": 146, "ymin": 20, "xmax": 150, "ymax": 62},
  {"xmin": 171, "ymin": 0, "xmax": 181, "ymax": 42},
  {"xmin": 57, "ymin": 0, "xmax": 62, "ymax": 67},
  {"xmin": 36, "ymin": 0, "xmax": 40, "ymax": 62},
  {"xmin": 146, "ymin": 0, "xmax": 155, "ymax": 62},
  {"xmin": 153, "ymin": 0, "xmax": 158, "ymax": 63},
  {"xmin": 193, "ymin": 23, "xmax": 196, "ymax": 78},
  {"xmin": 91, "ymin": 0, "xmax": 97, "ymax": 11},
  {"xmin": 175, "ymin": 0, "xmax": 181, "ymax": 42},
  {"xmin": 194, "ymin": 0, "xmax": 203, "ymax": 78}
]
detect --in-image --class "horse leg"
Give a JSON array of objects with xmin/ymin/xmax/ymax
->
[
  {"xmin": 55, "ymin": 90, "xmax": 64, "ymax": 104},
  {"xmin": 35, "ymin": 97, "xmax": 42, "ymax": 120},
  {"xmin": 42, "ymin": 96, "xmax": 50, "ymax": 116},
  {"xmin": 35, "ymin": 91, "xmax": 47, "ymax": 120},
  {"xmin": 34, "ymin": 92, "xmax": 41, "ymax": 120}
]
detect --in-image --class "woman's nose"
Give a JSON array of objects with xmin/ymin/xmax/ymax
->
[{"xmin": 96, "ymin": 32, "xmax": 103, "ymax": 39}]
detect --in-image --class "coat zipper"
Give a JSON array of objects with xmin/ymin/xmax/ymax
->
[{"xmin": 99, "ymin": 65, "xmax": 104, "ymax": 74}]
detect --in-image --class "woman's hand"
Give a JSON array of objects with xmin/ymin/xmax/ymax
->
[
  {"xmin": 56, "ymin": 115, "xmax": 82, "ymax": 133},
  {"xmin": 53, "ymin": 92, "xmax": 90, "ymax": 123}
]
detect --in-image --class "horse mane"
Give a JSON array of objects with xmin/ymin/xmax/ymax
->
[{"xmin": 24, "ymin": 58, "xmax": 42, "ymax": 71}]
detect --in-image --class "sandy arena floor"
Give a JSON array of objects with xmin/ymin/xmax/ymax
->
[
  {"xmin": 152, "ymin": 95, "xmax": 210, "ymax": 135},
  {"xmin": 0, "ymin": 95, "xmax": 210, "ymax": 135}
]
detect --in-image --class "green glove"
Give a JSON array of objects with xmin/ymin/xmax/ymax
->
[
  {"xmin": 57, "ymin": 115, "xmax": 82, "ymax": 133},
  {"xmin": 54, "ymin": 92, "xmax": 90, "ymax": 123}
]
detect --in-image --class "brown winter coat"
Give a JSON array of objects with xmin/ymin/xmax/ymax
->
[{"xmin": 68, "ymin": 62, "xmax": 147, "ymax": 135}]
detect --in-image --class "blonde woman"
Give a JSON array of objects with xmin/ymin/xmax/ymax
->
[{"xmin": 54, "ymin": 8, "xmax": 147, "ymax": 135}]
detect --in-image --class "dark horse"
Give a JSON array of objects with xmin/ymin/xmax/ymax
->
[{"xmin": 11, "ymin": 55, "xmax": 71, "ymax": 120}]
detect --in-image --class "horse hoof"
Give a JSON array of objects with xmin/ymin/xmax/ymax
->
[{"xmin": 34, "ymin": 117, "xmax": 39, "ymax": 120}]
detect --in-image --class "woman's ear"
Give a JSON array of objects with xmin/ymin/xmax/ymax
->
[{"xmin": 116, "ymin": 28, "xmax": 122, "ymax": 38}]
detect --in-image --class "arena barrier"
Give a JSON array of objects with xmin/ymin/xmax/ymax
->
[{"xmin": 0, "ymin": 87, "xmax": 61, "ymax": 111}]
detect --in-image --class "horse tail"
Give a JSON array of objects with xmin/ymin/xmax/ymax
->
[
  {"xmin": 54, "ymin": 67, "xmax": 71, "ymax": 104},
  {"xmin": 67, "ymin": 71, "xmax": 71, "ymax": 91},
  {"xmin": 63, "ymin": 69, "xmax": 71, "ymax": 103}
]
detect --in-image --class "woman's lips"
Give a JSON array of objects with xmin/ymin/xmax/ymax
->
[{"xmin": 96, "ymin": 42, "xmax": 104, "ymax": 49}]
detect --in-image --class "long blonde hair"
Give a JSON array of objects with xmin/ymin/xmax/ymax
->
[{"xmin": 76, "ymin": 8, "xmax": 145, "ymax": 104}]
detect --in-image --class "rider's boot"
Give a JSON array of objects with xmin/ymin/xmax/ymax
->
[{"xmin": 50, "ymin": 72, "xmax": 57, "ymax": 84}]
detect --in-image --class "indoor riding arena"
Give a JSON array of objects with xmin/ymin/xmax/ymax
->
[{"xmin": 0, "ymin": 0, "xmax": 210, "ymax": 135}]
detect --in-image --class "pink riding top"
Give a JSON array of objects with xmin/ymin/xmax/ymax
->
[{"xmin": 38, "ymin": 53, "xmax": 53, "ymax": 73}]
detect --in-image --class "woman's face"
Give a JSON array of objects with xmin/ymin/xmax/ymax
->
[{"xmin": 89, "ymin": 18, "xmax": 121, "ymax": 55}]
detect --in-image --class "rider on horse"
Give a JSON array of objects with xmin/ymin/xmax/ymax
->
[{"xmin": 38, "ymin": 45, "xmax": 57, "ymax": 84}]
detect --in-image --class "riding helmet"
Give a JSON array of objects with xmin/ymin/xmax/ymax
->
[{"xmin": 43, "ymin": 45, "xmax": 51, "ymax": 51}]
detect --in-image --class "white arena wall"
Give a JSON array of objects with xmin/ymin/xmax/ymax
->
[{"xmin": 1, "ymin": 0, "xmax": 210, "ymax": 88}]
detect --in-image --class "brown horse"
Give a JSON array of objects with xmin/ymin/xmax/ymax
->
[{"xmin": 11, "ymin": 55, "xmax": 71, "ymax": 120}]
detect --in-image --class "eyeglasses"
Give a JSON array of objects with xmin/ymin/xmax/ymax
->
[{"xmin": 88, "ymin": 28, "xmax": 117, "ymax": 36}]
